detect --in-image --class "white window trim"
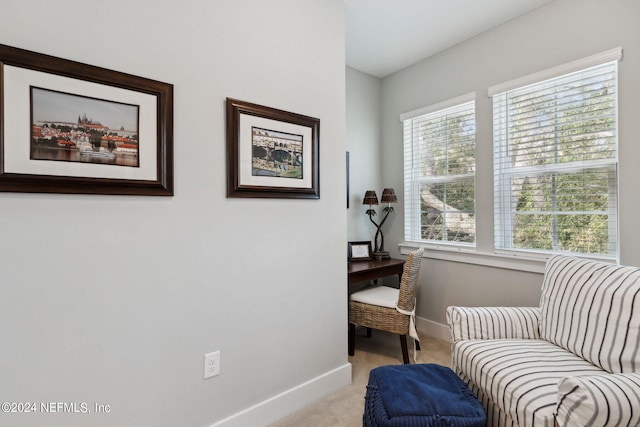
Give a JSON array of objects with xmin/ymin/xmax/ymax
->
[
  {"xmin": 487, "ymin": 47, "xmax": 622, "ymax": 97},
  {"xmin": 400, "ymin": 92, "xmax": 476, "ymax": 122},
  {"xmin": 399, "ymin": 241, "xmax": 616, "ymax": 273},
  {"xmin": 399, "ymin": 241, "xmax": 548, "ymax": 273}
]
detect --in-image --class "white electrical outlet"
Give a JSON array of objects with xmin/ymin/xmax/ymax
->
[{"xmin": 204, "ymin": 351, "xmax": 221, "ymax": 379}]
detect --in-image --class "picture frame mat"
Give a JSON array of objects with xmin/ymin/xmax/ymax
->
[
  {"xmin": 348, "ymin": 241, "xmax": 373, "ymax": 261},
  {"xmin": 351, "ymin": 244, "xmax": 370, "ymax": 258},
  {"xmin": 3, "ymin": 64, "xmax": 158, "ymax": 181},
  {"xmin": 238, "ymin": 114, "xmax": 312, "ymax": 189}
]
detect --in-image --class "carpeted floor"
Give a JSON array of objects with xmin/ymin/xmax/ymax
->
[{"xmin": 269, "ymin": 328, "xmax": 452, "ymax": 427}]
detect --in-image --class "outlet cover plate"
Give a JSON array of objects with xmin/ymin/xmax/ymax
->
[{"xmin": 204, "ymin": 351, "xmax": 220, "ymax": 379}]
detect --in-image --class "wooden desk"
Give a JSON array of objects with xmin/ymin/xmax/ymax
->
[{"xmin": 348, "ymin": 258, "xmax": 404, "ymax": 285}]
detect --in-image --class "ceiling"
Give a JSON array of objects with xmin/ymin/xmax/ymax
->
[{"xmin": 345, "ymin": 0, "xmax": 553, "ymax": 78}]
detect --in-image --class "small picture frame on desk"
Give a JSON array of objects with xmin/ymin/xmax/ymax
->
[{"xmin": 348, "ymin": 241, "xmax": 373, "ymax": 261}]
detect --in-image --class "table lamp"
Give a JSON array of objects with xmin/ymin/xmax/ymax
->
[{"xmin": 363, "ymin": 188, "xmax": 397, "ymax": 259}]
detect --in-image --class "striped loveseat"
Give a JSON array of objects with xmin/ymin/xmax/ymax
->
[{"xmin": 447, "ymin": 255, "xmax": 640, "ymax": 427}]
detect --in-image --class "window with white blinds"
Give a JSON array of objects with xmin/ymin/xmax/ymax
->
[
  {"xmin": 493, "ymin": 58, "xmax": 619, "ymax": 259},
  {"xmin": 402, "ymin": 97, "xmax": 475, "ymax": 245}
]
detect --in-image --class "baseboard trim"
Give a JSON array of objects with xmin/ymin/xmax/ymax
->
[
  {"xmin": 209, "ymin": 362, "xmax": 352, "ymax": 427},
  {"xmin": 416, "ymin": 316, "xmax": 450, "ymax": 342},
  {"xmin": 209, "ymin": 319, "xmax": 447, "ymax": 427}
]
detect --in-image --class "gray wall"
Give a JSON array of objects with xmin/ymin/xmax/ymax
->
[
  {"xmin": 378, "ymin": 0, "xmax": 640, "ymax": 325},
  {"xmin": 346, "ymin": 67, "xmax": 383, "ymax": 242},
  {"xmin": 0, "ymin": 1, "xmax": 348, "ymax": 426}
]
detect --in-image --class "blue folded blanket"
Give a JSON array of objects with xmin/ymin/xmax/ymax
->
[{"xmin": 365, "ymin": 364, "xmax": 485, "ymax": 427}]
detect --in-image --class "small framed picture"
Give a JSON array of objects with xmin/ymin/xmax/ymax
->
[
  {"xmin": 348, "ymin": 241, "xmax": 373, "ymax": 261},
  {"xmin": 226, "ymin": 97, "xmax": 319, "ymax": 199}
]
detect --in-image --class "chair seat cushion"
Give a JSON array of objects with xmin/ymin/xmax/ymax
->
[
  {"xmin": 350, "ymin": 285, "xmax": 398, "ymax": 308},
  {"xmin": 364, "ymin": 364, "xmax": 486, "ymax": 427}
]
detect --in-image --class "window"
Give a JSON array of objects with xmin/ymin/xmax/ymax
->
[
  {"xmin": 492, "ymin": 52, "xmax": 620, "ymax": 259},
  {"xmin": 402, "ymin": 94, "xmax": 476, "ymax": 245}
]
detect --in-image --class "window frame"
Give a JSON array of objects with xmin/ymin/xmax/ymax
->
[
  {"xmin": 401, "ymin": 93, "xmax": 476, "ymax": 247},
  {"xmin": 399, "ymin": 48, "xmax": 623, "ymax": 270},
  {"xmin": 492, "ymin": 54, "xmax": 620, "ymax": 260}
]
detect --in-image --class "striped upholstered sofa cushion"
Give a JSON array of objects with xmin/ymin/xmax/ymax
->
[
  {"xmin": 454, "ymin": 338, "xmax": 605, "ymax": 427},
  {"xmin": 448, "ymin": 304, "xmax": 608, "ymax": 427},
  {"xmin": 448, "ymin": 255, "xmax": 640, "ymax": 427},
  {"xmin": 556, "ymin": 371, "xmax": 640, "ymax": 426},
  {"xmin": 539, "ymin": 255, "xmax": 640, "ymax": 374},
  {"xmin": 448, "ymin": 306, "xmax": 541, "ymax": 342}
]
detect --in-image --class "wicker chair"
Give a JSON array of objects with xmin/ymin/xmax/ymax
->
[{"xmin": 348, "ymin": 248, "xmax": 424, "ymax": 364}]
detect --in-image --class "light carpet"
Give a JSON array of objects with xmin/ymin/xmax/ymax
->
[{"xmin": 269, "ymin": 328, "xmax": 452, "ymax": 427}]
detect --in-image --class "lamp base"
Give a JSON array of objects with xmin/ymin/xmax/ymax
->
[{"xmin": 373, "ymin": 251, "xmax": 390, "ymax": 260}]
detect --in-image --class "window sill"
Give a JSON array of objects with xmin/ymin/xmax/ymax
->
[{"xmin": 399, "ymin": 242, "xmax": 547, "ymax": 273}]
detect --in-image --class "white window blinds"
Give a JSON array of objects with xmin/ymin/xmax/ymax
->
[
  {"xmin": 403, "ymin": 97, "xmax": 475, "ymax": 245},
  {"xmin": 493, "ymin": 58, "xmax": 619, "ymax": 258}
]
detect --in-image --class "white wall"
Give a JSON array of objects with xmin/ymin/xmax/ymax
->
[
  {"xmin": 345, "ymin": 66, "xmax": 384, "ymax": 243},
  {"xmin": 0, "ymin": 1, "xmax": 349, "ymax": 426},
  {"xmin": 379, "ymin": 0, "xmax": 640, "ymax": 325}
]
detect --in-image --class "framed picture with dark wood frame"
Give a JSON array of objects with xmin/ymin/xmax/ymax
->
[
  {"xmin": 0, "ymin": 44, "xmax": 173, "ymax": 196},
  {"xmin": 226, "ymin": 97, "xmax": 319, "ymax": 199},
  {"xmin": 348, "ymin": 241, "xmax": 373, "ymax": 261}
]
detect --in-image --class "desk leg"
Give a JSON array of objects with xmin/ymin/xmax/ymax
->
[{"xmin": 348, "ymin": 323, "xmax": 355, "ymax": 356}]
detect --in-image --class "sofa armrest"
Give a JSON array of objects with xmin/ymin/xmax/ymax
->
[
  {"xmin": 446, "ymin": 306, "xmax": 541, "ymax": 343},
  {"xmin": 556, "ymin": 372, "xmax": 640, "ymax": 427}
]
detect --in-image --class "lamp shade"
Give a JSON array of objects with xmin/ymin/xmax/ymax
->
[
  {"xmin": 381, "ymin": 188, "xmax": 397, "ymax": 203},
  {"xmin": 363, "ymin": 190, "xmax": 379, "ymax": 205}
]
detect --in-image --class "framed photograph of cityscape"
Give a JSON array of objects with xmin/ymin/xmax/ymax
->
[
  {"xmin": 226, "ymin": 98, "xmax": 319, "ymax": 199},
  {"xmin": 0, "ymin": 44, "xmax": 173, "ymax": 196}
]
